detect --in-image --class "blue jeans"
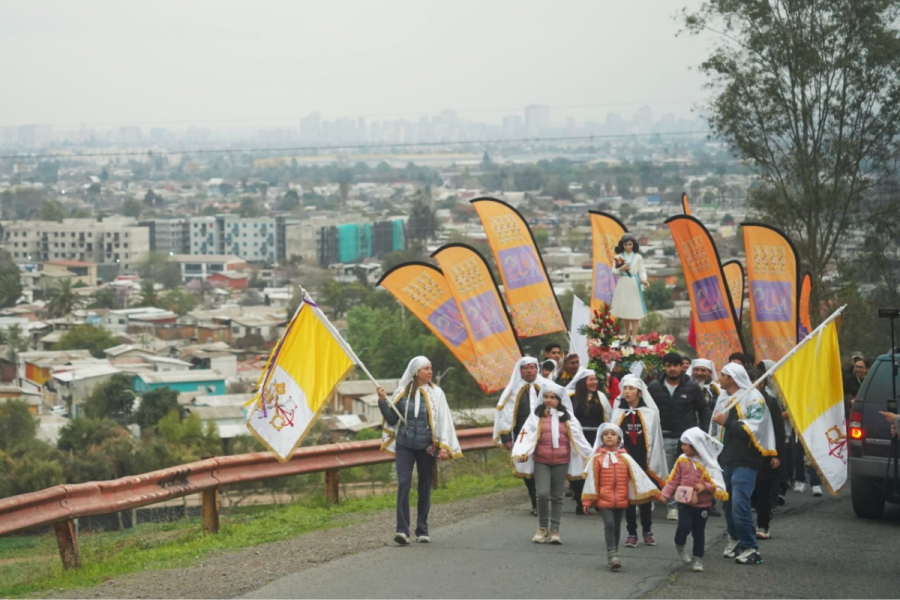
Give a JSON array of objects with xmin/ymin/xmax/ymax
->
[{"xmin": 722, "ymin": 465, "xmax": 758, "ymax": 551}]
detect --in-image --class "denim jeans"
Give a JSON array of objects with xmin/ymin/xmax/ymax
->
[
  {"xmin": 675, "ymin": 504, "xmax": 708, "ymax": 558},
  {"xmin": 722, "ymin": 465, "xmax": 758, "ymax": 551},
  {"xmin": 662, "ymin": 437, "xmax": 681, "ymax": 510}
]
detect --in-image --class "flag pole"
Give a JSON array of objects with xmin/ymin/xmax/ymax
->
[
  {"xmin": 300, "ymin": 286, "xmax": 406, "ymax": 424},
  {"xmin": 719, "ymin": 304, "xmax": 847, "ymax": 414}
]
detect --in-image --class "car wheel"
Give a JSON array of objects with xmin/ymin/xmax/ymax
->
[{"xmin": 851, "ymin": 473, "xmax": 885, "ymax": 519}]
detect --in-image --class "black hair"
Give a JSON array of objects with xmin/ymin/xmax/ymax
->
[
  {"xmin": 535, "ymin": 399, "xmax": 570, "ymax": 421},
  {"xmin": 544, "ymin": 343, "xmax": 561, "ymax": 354},
  {"xmin": 728, "ymin": 352, "xmax": 746, "ymax": 363},
  {"xmin": 746, "ymin": 367, "xmax": 764, "ymax": 388},
  {"xmin": 614, "ymin": 233, "xmax": 640, "ymax": 255},
  {"xmin": 574, "ymin": 375, "xmax": 606, "ymax": 403},
  {"xmin": 663, "ymin": 352, "xmax": 683, "ymax": 366},
  {"xmin": 541, "ymin": 359, "xmax": 556, "ymax": 372}
]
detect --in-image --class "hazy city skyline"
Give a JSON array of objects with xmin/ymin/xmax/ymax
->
[{"xmin": 1, "ymin": 0, "xmax": 708, "ymax": 129}]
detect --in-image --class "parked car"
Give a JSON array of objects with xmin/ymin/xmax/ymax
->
[{"xmin": 848, "ymin": 352, "xmax": 900, "ymax": 518}]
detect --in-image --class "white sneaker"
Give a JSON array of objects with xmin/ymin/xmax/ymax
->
[
  {"xmin": 394, "ymin": 532, "xmax": 410, "ymax": 545},
  {"xmin": 723, "ymin": 537, "xmax": 739, "ymax": 558},
  {"xmin": 811, "ymin": 485, "xmax": 823, "ymax": 496},
  {"xmin": 416, "ymin": 535, "xmax": 430, "ymax": 543},
  {"xmin": 676, "ymin": 545, "xmax": 691, "ymax": 564},
  {"xmin": 793, "ymin": 482, "xmax": 806, "ymax": 493},
  {"xmin": 756, "ymin": 527, "xmax": 771, "ymax": 540},
  {"xmin": 667, "ymin": 508, "xmax": 679, "ymax": 521},
  {"xmin": 692, "ymin": 557, "xmax": 704, "ymax": 572}
]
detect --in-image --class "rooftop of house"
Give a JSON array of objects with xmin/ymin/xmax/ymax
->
[
  {"xmin": 104, "ymin": 343, "xmax": 150, "ymax": 357},
  {"xmin": 135, "ymin": 370, "xmax": 225, "ymax": 385},
  {"xmin": 20, "ymin": 349, "xmax": 94, "ymax": 367},
  {"xmin": 52, "ymin": 364, "xmax": 121, "ymax": 383},
  {"xmin": 139, "ymin": 354, "xmax": 193, "ymax": 367},
  {"xmin": 45, "ymin": 260, "xmax": 96, "ymax": 268},
  {"xmin": 169, "ymin": 254, "xmax": 246, "ymax": 264}
]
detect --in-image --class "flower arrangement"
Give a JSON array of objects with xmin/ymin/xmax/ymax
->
[{"xmin": 579, "ymin": 306, "xmax": 675, "ymax": 387}]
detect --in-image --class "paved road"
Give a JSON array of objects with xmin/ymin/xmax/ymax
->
[{"xmin": 244, "ymin": 490, "xmax": 900, "ymax": 599}]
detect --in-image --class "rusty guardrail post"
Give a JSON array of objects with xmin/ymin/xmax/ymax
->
[
  {"xmin": 324, "ymin": 469, "xmax": 340, "ymax": 504},
  {"xmin": 53, "ymin": 519, "xmax": 81, "ymax": 570},
  {"xmin": 201, "ymin": 488, "xmax": 219, "ymax": 534}
]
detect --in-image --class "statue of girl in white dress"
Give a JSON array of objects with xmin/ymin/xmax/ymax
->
[{"xmin": 609, "ymin": 233, "xmax": 649, "ymax": 345}]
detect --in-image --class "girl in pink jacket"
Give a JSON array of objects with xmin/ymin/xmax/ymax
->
[{"xmin": 656, "ymin": 427, "xmax": 728, "ymax": 572}]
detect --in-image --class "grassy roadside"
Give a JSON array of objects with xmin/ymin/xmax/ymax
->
[{"xmin": 0, "ymin": 452, "xmax": 516, "ymax": 598}]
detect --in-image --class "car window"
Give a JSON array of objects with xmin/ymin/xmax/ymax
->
[{"xmin": 858, "ymin": 359, "xmax": 900, "ymax": 404}]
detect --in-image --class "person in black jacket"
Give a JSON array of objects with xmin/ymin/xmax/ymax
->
[
  {"xmin": 746, "ymin": 369, "xmax": 785, "ymax": 540},
  {"xmin": 647, "ymin": 352, "xmax": 710, "ymax": 520}
]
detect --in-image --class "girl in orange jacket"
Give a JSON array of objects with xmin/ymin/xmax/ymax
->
[{"xmin": 581, "ymin": 423, "xmax": 662, "ymax": 570}]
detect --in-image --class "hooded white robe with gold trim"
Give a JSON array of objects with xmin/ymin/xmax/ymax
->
[
  {"xmin": 510, "ymin": 411, "xmax": 593, "ymax": 480},
  {"xmin": 581, "ymin": 449, "xmax": 660, "ymax": 504},
  {"xmin": 610, "ymin": 403, "xmax": 668, "ymax": 486},
  {"xmin": 380, "ymin": 384, "xmax": 462, "ymax": 458}
]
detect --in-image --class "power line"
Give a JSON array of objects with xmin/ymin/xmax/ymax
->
[
  {"xmin": 1, "ymin": 99, "xmax": 706, "ymax": 129},
  {"xmin": 0, "ymin": 130, "xmax": 711, "ymax": 162}
]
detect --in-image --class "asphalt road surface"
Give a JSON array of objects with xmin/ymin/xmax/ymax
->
[{"xmin": 244, "ymin": 489, "xmax": 900, "ymax": 599}]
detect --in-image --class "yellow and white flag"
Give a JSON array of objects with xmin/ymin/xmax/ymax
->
[
  {"xmin": 773, "ymin": 317, "xmax": 846, "ymax": 494},
  {"xmin": 246, "ymin": 290, "xmax": 356, "ymax": 462}
]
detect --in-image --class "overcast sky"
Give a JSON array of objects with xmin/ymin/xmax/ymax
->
[{"xmin": 0, "ymin": 0, "xmax": 709, "ymax": 128}]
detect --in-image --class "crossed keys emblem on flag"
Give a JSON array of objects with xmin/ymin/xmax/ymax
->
[
  {"xmin": 258, "ymin": 379, "xmax": 296, "ymax": 431},
  {"xmin": 825, "ymin": 425, "xmax": 847, "ymax": 463}
]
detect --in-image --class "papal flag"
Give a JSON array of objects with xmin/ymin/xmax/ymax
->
[
  {"xmin": 245, "ymin": 290, "xmax": 356, "ymax": 462},
  {"xmin": 773, "ymin": 313, "xmax": 847, "ymax": 494}
]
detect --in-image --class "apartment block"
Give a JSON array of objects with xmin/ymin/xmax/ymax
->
[
  {"xmin": 1, "ymin": 217, "xmax": 149, "ymax": 274},
  {"xmin": 139, "ymin": 218, "xmax": 190, "ymax": 255}
]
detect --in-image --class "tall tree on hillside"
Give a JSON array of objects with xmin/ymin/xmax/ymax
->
[
  {"xmin": 682, "ymin": 0, "xmax": 900, "ymax": 313},
  {"xmin": 0, "ymin": 250, "xmax": 23, "ymax": 308},
  {"xmin": 45, "ymin": 279, "xmax": 84, "ymax": 318},
  {"xmin": 407, "ymin": 197, "xmax": 438, "ymax": 245}
]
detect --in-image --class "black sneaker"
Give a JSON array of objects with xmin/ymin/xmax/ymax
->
[{"xmin": 735, "ymin": 547, "xmax": 763, "ymax": 565}]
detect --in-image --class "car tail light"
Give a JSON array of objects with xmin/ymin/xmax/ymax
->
[{"xmin": 849, "ymin": 410, "xmax": 864, "ymax": 440}]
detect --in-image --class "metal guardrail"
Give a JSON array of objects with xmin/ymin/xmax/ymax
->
[{"xmin": 0, "ymin": 427, "xmax": 497, "ymax": 570}]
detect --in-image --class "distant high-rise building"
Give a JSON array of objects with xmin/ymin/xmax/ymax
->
[
  {"xmin": 300, "ymin": 112, "xmax": 321, "ymax": 142},
  {"xmin": 140, "ymin": 218, "xmax": 190, "ymax": 255},
  {"xmin": 524, "ymin": 105, "xmax": 551, "ymax": 137},
  {"xmin": 502, "ymin": 115, "xmax": 523, "ymax": 138}
]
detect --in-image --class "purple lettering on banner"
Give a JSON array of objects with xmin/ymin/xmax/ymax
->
[
  {"xmin": 427, "ymin": 298, "xmax": 468, "ymax": 347},
  {"xmin": 593, "ymin": 263, "xmax": 616, "ymax": 304},
  {"xmin": 498, "ymin": 245, "xmax": 544, "ymax": 290},
  {"xmin": 692, "ymin": 276, "xmax": 730, "ymax": 323},
  {"xmin": 751, "ymin": 280, "xmax": 792, "ymax": 322},
  {"xmin": 461, "ymin": 291, "xmax": 508, "ymax": 341}
]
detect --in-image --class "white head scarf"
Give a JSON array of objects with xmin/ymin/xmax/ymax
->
[
  {"xmin": 720, "ymin": 362, "xmax": 752, "ymax": 390},
  {"xmin": 687, "ymin": 358, "xmax": 718, "ymax": 384},
  {"xmin": 616, "ymin": 374, "xmax": 658, "ymax": 412},
  {"xmin": 713, "ymin": 362, "xmax": 777, "ymax": 456},
  {"xmin": 565, "ymin": 368, "xmax": 597, "ymax": 392},
  {"xmin": 679, "ymin": 426, "xmax": 726, "ymax": 492},
  {"xmin": 497, "ymin": 356, "xmax": 540, "ymax": 409},
  {"xmin": 393, "ymin": 356, "xmax": 431, "ymax": 418},
  {"xmin": 593, "ymin": 422, "xmax": 625, "ymax": 465},
  {"xmin": 537, "ymin": 381, "xmax": 572, "ymax": 449}
]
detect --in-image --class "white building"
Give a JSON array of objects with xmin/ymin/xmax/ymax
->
[{"xmin": 1, "ymin": 217, "xmax": 149, "ymax": 274}]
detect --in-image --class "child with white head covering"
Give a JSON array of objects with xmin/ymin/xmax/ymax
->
[
  {"xmin": 607, "ymin": 373, "xmax": 667, "ymax": 548},
  {"xmin": 377, "ymin": 356, "xmax": 461, "ymax": 545},
  {"xmin": 656, "ymin": 427, "xmax": 728, "ymax": 572},
  {"xmin": 581, "ymin": 422, "xmax": 663, "ymax": 570},
  {"xmin": 512, "ymin": 381, "xmax": 592, "ymax": 545}
]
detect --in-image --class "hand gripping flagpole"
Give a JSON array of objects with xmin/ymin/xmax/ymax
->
[
  {"xmin": 298, "ymin": 287, "xmax": 407, "ymax": 425},
  {"xmin": 718, "ymin": 304, "xmax": 847, "ymax": 415}
]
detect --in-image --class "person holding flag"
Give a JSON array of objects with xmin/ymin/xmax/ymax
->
[
  {"xmin": 710, "ymin": 363, "xmax": 777, "ymax": 566},
  {"xmin": 377, "ymin": 356, "xmax": 462, "ymax": 545}
]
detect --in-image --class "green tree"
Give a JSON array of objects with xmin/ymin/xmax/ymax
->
[
  {"xmin": 683, "ymin": 0, "xmax": 900, "ymax": 314},
  {"xmin": 137, "ymin": 251, "xmax": 182, "ymax": 288},
  {"xmin": 278, "ymin": 189, "xmax": 301, "ymax": 211},
  {"xmin": 0, "ymin": 324, "xmax": 29, "ymax": 365},
  {"xmin": 160, "ymin": 287, "xmax": 198, "ymax": 315},
  {"xmin": 82, "ymin": 374, "xmax": 137, "ymax": 424},
  {"xmin": 0, "ymin": 399, "xmax": 37, "ymax": 452},
  {"xmin": 407, "ymin": 198, "xmax": 438, "ymax": 243},
  {"xmin": 644, "ymin": 280, "xmax": 674, "ymax": 311},
  {"xmin": 38, "ymin": 200, "xmax": 67, "ymax": 222},
  {"xmin": 239, "ymin": 197, "xmax": 262, "ymax": 217},
  {"xmin": 156, "ymin": 410, "xmax": 222, "ymax": 462},
  {"xmin": 0, "ymin": 250, "xmax": 23, "ymax": 308},
  {"xmin": 53, "ymin": 325, "xmax": 122, "ymax": 358},
  {"xmin": 134, "ymin": 387, "xmax": 182, "ymax": 431},
  {"xmin": 122, "ymin": 198, "xmax": 143, "ymax": 218},
  {"xmin": 136, "ymin": 280, "xmax": 162, "ymax": 308},
  {"xmin": 87, "ymin": 286, "xmax": 118, "ymax": 309},
  {"xmin": 45, "ymin": 279, "xmax": 84, "ymax": 317}
]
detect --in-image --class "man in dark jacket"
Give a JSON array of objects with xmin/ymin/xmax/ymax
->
[{"xmin": 647, "ymin": 352, "xmax": 710, "ymax": 519}]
